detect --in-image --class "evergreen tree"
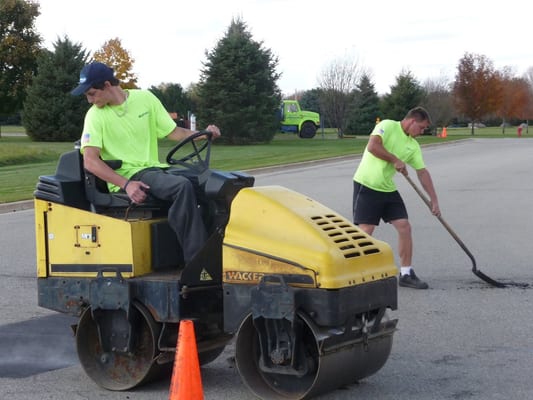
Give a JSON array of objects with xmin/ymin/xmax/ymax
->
[
  {"xmin": 149, "ymin": 82, "xmax": 191, "ymax": 118},
  {"xmin": 380, "ymin": 70, "xmax": 424, "ymax": 120},
  {"xmin": 22, "ymin": 36, "xmax": 89, "ymax": 141},
  {"xmin": 299, "ymin": 88, "xmax": 322, "ymax": 114},
  {"xmin": 197, "ymin": 18, "xmax": 281, "ymax": 144},
  {"xmin": 346, "ymin": 74, "xmax": 380, "ymax": 134},
  {"xmin": 299, "ymin": 88, "xmax": 330, "ymax": 128}
]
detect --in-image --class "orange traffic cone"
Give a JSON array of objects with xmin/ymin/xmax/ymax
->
[
  {"xmin": 169, "ymin": 320, "xmax": 204, "ymax": 400},
  {"xmin": 441, "ymin": 126, "xmax": 447, "ymax": 138}
]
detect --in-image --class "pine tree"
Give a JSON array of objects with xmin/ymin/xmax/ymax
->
[
  {"xmin": 149, "ymin": 83, "xmax": 191, "ymax": 117},
  {"xmin": 299, "ymin": 89, "xmax": 322, "ymax": 115},
  {"xmin": 22, "ymin": 36, "xmax": 89, "ymax": 141},
  {"xmin": 197, "ymin": 18, "xmax": 281, "ymax": 144},
  {"xmin": 346, "ymin": 74, "xmax": 380, "ymax": 134},
  {"xmin": 380, "ymin": 70, "xmax": 424, "ymax": 120}
]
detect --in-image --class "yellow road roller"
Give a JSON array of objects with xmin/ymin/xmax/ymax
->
[{"xmin": 34, "ymin": 132, "xmax": 398, "ymax": 399}]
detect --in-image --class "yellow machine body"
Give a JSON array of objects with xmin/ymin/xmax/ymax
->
[
  {"xmin": 35, "ymin": 198, "xmax": 157, "ymax": 279},
  {"xmin": 223, "ymin": 186, "xmax": 398, "ymax": 289},
  {"xmin": 34, "ymin": 144, "xmax": 399, "ymax": 399}
]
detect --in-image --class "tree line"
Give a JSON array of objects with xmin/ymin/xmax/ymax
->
[
  {"xmin": 2, "ymin": 0, "xmax": 532, "ymax": 143},
  {"xmin": 303, "ymin": 53, "xmax": 533, "ymax": 137}
]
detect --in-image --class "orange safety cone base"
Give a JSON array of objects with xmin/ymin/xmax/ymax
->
[{"xmin": 169, "ymin": 320, "xmax": 204, "ymax": 400}]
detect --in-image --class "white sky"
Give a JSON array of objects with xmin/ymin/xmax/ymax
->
[{"xmin": 35, "ymin": 0, "xmax": 532, "ymax": 95}]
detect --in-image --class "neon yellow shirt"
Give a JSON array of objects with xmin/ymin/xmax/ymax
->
[
  {"xmin": 80, "ymin": 89, "xmax": 176, "ymax": 192},
  {"xmin": 353, "ymin": 119, "xmax": 425, "ymax": 192}
]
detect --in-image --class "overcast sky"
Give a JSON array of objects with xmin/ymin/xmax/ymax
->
[{"xmin": 35, "ymin": 0, "xmax": 532, "ymax": 95}]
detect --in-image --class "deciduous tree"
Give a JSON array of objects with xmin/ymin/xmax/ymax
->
[
  {"xmin": 422, "ymin": 76, "xmax": 454, "ymax": 131},
  {"xmin": 494, "ymin": 68, "xmax": 526, "ymax": 133},
  {"xmin": 0, "ymin": 0, "xmax": 42, "ymax": 118},
  {"xmin": 317, "ymin": 54, "xmax": 364, "ymax": 137},
  {"xmin": 93, "ymin": 38, "xmax": 138, "ymax": 89},
  {"xmin": 453, "ymin": 52, "xmax": 500, "ymax": 135}
]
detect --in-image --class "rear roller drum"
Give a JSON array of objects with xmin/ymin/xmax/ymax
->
[{"xmin": 76, "ymin": 303, "xmax": 166, "ymax": 390}]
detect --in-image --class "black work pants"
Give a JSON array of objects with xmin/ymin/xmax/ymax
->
[{"xmin": 132, "ymin": 167, "xmax": 208, "ymax": 263}]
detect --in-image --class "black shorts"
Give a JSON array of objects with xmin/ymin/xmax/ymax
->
[{"xmin": 352, "ymin": 181, "xmax": 408, "ymax": 225}]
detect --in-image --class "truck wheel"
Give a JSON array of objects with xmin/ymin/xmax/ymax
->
[{"xmin": 299, "ymin": 122, "xmax": 317, "ymax": 139}]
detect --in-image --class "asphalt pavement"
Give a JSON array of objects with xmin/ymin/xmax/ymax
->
[{"xmin": 0, "ymin": 138, "xmax": 532, "ymax": 400}]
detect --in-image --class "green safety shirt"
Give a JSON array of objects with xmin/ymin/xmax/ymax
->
[
  {"xmin": 353, "ymin": 119, "xmax": 425, "ymax": 192},
  {"xmin": 80, "ymin": 89, "xmax": 176, "ymax": 192}
]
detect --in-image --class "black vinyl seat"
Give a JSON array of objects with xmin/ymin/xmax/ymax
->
[
  {"xmin": 34, "ymin": 149, "xmax": 169, "ymax": 217},
  {"xmin": 35, "ymin": 146, "xmax": 255, "ymax": 221}
]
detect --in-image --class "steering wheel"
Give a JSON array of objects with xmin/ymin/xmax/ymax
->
[{"xmin": 166, "ymin": 130, "xmax": 213, "ymax": 170}]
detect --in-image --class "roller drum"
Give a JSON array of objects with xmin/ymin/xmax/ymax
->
[{"xmin": 235, "ymin": 312, "xmax": 396, "ymax": 400}]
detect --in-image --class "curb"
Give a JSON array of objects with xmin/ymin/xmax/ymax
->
[{"xmin": 0, "ymin": 200, "xmax": 34, "ymax": 214}]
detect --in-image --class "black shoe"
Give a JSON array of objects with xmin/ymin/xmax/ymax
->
[{"xmin": 399, "ymin": 270, "xmax": 429, "ymax": 289}]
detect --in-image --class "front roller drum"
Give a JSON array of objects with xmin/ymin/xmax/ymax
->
[
  {"xmin": 235, "ymin": 312, "xmax": 395, "ymax": 400},
  {"xmin": 76, "ymin": 303, "xmax": 167, "ymax": 390}
]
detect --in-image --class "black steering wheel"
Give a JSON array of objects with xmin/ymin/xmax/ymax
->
[{"xmin": 166, "ymin": 130, "xmax": 213, "ymax": 170}]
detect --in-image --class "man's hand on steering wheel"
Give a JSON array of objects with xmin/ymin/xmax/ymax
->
[
  {"xmin": 204, "ymin": 124, "xmax": 221, "ymax": 139},
  {"xmin": 166, "ymin": 125, "xmax": 220, "ymax": 170}
]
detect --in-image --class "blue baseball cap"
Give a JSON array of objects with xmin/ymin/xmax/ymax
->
[{"xmin": 71, "ymin": 62, "xmax": 115, "ymax": 95}]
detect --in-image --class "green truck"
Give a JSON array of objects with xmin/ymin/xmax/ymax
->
[{"xmin": 279, "ymin": 99, "xmax": 321, "ymax": 138}]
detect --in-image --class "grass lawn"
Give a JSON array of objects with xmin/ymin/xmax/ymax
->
[{"xmin": 0, "ymin": 125, "xmax": 528, "ymax": 203}]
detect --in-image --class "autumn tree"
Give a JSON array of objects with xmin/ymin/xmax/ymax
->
[
  {"xmin": 453, "ymin": 52, "xmax": 500, "ymax": 135},
  {"xmin": 380, "ymin": 70, "xmax": 424, "ymax": 121},
  {"xmin": 0, "ymin": 0, "xmax": 42, "ymax": 122},
  {"xmin": 521, "ymin": 67, "xmax": 533, "ymax": 133},
  {"xmin": 510, "ymin": 78, "xmax": 533, "ymax": 130},
  {"xmin": 93, "ymin": 38, "xmax": 137, "ymax": 89},
  {"xmin": 494, "ymin": 68, "xmax": 528, "ymax": 133},
  {"xmin": 525, "ymin": 67, "xmax": 533, "ymax": 102},
  {"xmin": 197, "ymin": 17, "xmax": 281, "ymax": 144},
  {"xmin": 317, "ymin": 54, "xmax": 364, "ymax": 137},
  {"xmin": 23, "ymin": 36, "xmax": 90, "ymax": 141},
  {"xmin": 422, "ymin": 76, "xmax": 454, "ymax": 131}
]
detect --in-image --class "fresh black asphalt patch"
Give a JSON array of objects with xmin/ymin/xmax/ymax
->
[{"xmin": 0, "ymin": 314, "xmax": 79, "ymax": 378}]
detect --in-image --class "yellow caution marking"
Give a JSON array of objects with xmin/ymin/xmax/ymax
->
[{"xmin": 200, "ymin": 269, "xmax": 213, "ymax": 281}]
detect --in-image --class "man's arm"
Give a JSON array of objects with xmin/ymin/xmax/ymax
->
[
  {"xmin": 83, "ymin": 146, "xmax": 149, "ymax": 204},
  {"xmin": 166, "ymin": 124, "xmax": 221, "ymax": 142},
  {"xmin": 416, "ymin": 168, "xmax": 441, "ymax": 216},
  {"xmin": 166, "ymin": 126, "xmax": 196, "ymax": 142},
  {"xmin": 83, "ymin": 146, "xmax": 128, "ymax": 189}
]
